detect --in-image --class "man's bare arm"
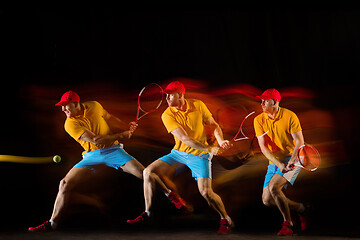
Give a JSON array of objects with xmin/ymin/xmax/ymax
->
[
  {"xmin": 257, "ymin": 135, "xmax": 287, "ymax": 173},
  {"xmin": 103, "ymin": 109, "xmax": 128, "ymax": 131},
  {"xmin": 285, "ymin": 130, "xmax": 305, "ymax": 171},
  {"xmin": 171, "ymin": 127, "xmax": 220, "ymax": 155},
  {"xmin": 79, "ymin": 123, "xmax": 137, "ymax": 147},
  {"xmin": 204, "ymin": 116, "xmax": 231, "ymax": 149},
  {"xmin": 80, "ymin": 108, "xmax": 138, "ymax": 146}
]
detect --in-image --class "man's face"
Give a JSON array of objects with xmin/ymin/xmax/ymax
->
[
  {"xmin": 166, "ymin": 92, "xmax": 182, "ymax": 107},
  {"xmin": 260, "ymin": 99, "xmax": 276, "ymax": 113},
  {"xmin": 61, "ymin": 102, "xmax": 80, "ymax": 118}
]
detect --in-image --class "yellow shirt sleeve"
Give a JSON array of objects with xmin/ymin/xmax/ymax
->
[
  {"xmin": 289, "ymin": 113, "xmax": 302, "ymax": 134},
  {"xmin": 198, "ymin": 100, "xmax": 212, "ymax": 121},
  {"xmin": 161, "ymin": 111, "xmax": 182, "ymax": 133},
  {"xmin": 64, "ymin": 118, "xmax": 86, "ymax": 141},
  {"xmin": 254, "ymin": 115, "xmax": 265, "ymax": 137}
]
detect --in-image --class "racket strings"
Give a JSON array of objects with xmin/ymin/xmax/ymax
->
[
  {"xmin": 138, "ymin": 85, "xmax": 163, "ymax": 113},
  {"xmin": 298, "ymin": 147, "xmax": 320, "ymax": 170}
]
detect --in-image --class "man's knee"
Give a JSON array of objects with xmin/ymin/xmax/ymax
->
[
  {"xmin": 143, "ymin": 160, "xmax": 168, "ymax": 179},
  {"xmin": 59, "ymin": 178, "xmax": 72, "ymax": 194},
  {"xmin": 143, "ymin": 167, "xmax": 153, "ymax": 179},
  {"xmin": 199, "ymin": 187, "xmax": 213, "ymax": 201},
  {"xmin": 262, "ymin": 186, "xmax": 273, "ymax": 207},
  {"xmin": 143, "ymin": 166, "xmax": 160, "ymax": 182},
  {"xmin": 200, "ymin": 190, "xmax": 210, "ymax": 201},
  {"xmin": 262, "ymin": 193, "xmax": 273, "ymax": 207},
  {"xmin": 268, "ymin": 182, "xmax": 282, "ymax": 197}
]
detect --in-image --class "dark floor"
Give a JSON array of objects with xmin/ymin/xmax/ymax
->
[
  {"xmin": 0, "ymin": 145, "xmax": 358, "ymax": 239},
  {"xmin": 1, "ymin": 228, "xmax": 359, "ymax": 240}
]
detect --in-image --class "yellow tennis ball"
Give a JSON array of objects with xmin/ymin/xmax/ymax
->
[{"xmin": 53, "ymin": 155, "xmax": 61, "ymax": 163}]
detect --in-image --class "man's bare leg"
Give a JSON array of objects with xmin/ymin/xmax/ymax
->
[
  {"xmin": 143, "ymin": 160, "xmax": 174, "ymax": 212},
  {"xmin": 121, "ymin": 159, "xmax": 145, "ymax": 179},
  {"xmin": 267, "ymin": 174, "xmax": 293, "ymax": 224},
  {"xmin": 197, "ymin": 177, "xmax": 232, "ymax": 234},
  {"xmin": 263, "ymin": 185, "xmax": 304, "ymax": 213},
  {"xmin": 50, "ymin": 167, "xmax": 94, "ymax": 225},
  {"xmin": 197, "ymin": 177, "xmax": 231, "ymax": 223}
]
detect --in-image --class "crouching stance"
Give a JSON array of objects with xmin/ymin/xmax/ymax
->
[
  {"xmin": 29, "ymin": 91, "xmax": 145, "ymax": 232},
  {"xmin": 127, "ymin": 81, "xmax": 233, "ymax": 234},
  {"xmin": 254, "ymin": 89, "xmax": 309, "ymax": 236}
]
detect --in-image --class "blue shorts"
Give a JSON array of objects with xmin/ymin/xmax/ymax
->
[
  {"xmin": 159, "ymin": 149, "xmax": 212, "ymax": 180},
  {"xmin": 263, "ymin": 155, "xmax": 301, "ymax": 188},
  {"xmin": 74, "ymin": 144, "xmax": 135, "ymax": 173}
]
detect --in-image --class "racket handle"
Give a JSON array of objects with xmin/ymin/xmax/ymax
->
[{"xmin": 290, "ymin": 163, "xmax": 301, "ymax": 169}]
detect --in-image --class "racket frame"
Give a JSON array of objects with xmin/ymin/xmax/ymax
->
[
  {"xmin": 136, "ymin": 83, "xmax": 164, "ymax": 122},
  {"xmin": 232, "ymin": 111, "xmax": 256, "ymax": 142},
  {"xmin": 294, "ymin": 144, "xmax": 320, "ymax": 171}
]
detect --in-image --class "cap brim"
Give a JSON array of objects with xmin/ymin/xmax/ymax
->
[
  {"xmin": 256, "ymin": 95, "xmax": 272, "ymax": 100},
  {"xmin": 164, "ymin": 89, "xmax": 176, "ymax": 94},
  {"xmin": 55, "ymin": 101, "xmax": 69, "ymax": 106}
]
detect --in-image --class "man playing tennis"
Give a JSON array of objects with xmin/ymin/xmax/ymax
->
[
  {"xmin": 254, "ymin": 89, "xmax": 308, "ymax": 236},
  {"xmin": 127, "ymin": 81, "xmax": 233, "ymax": 234},
  {"xmin": 29, "ymin": 91, "xmax": 150, "ymax": 232}
]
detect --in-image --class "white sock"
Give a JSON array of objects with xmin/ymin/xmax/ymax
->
[
  {"xmin": 164, "ymin": 190, "xmax": 171, "ymax": 197},
  {"xmin": 49, "ymin": 219, "xmax": 57, "ymax": 229},
  {"xmin": 145, "ymin": 210, "xmax": 151, "ymax": 217}
]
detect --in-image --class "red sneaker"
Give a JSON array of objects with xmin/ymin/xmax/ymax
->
[
  {"xmin": 277, "ymin": 221, "xmax": 293, "ymax": 236},
  {"xmin": 28, "ymin": 220, "xmax": 53, "ymax": 232},
  {"xmin": 298, "ymin": 213, "xmax": 308, "ymax": 231},
  {"xmin": 126, "ymin": 212, "xmax": 149, "ymax": 224},
  {"xmin": 217, "ymin": 219, "xmax": 232, "ymax": 235},
  {"xmin": 167, "ymin": 191, "xmax": 193, "ymax": 214},
  {"xmin": 298, "ymin": 204, "xmax": 310, "ymax": 231}
]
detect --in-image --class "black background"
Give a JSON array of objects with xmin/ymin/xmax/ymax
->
[{"xmin": 0, "ymin": 11, "xmax": 359, "ymax": 235}]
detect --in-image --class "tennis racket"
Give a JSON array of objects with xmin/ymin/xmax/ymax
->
[
  {"xmin": 136, "ymin": 83, "xmax": 164, "ymax": 122},
  {"xmin": 219, "ymin": 111, "xmax": 256, "ymax": 154},
  {"xmin": 232, "ymin": 111, "xmax": 256, "ymax": 142},
  {"xmin": 290, "ymin": 144, "xmax": 320, "ymax": 171}
]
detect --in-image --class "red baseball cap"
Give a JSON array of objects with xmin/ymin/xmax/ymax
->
[
  {"xmin": 256, "ymin": 88, "xmax": 281, "ymax": 102},
  {"xmin": 164, "ymin": 81, "xmax": 185, "ymax": 94},
  {"xmin": 55, "ymin": 90, "xmax": 80, "ymax": 106}
]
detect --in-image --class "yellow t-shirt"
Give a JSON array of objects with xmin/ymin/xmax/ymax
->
[
  {"xmin": 253, "ymin": 107, "xmax": 302, "ymax": 164},
  {"xmin": 64, "ymin": 101, "xmax": 119, "ymax": 154},
  {"xmin": 161, "ymin": 99, "xmax": 212, "ymax": 156}
]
